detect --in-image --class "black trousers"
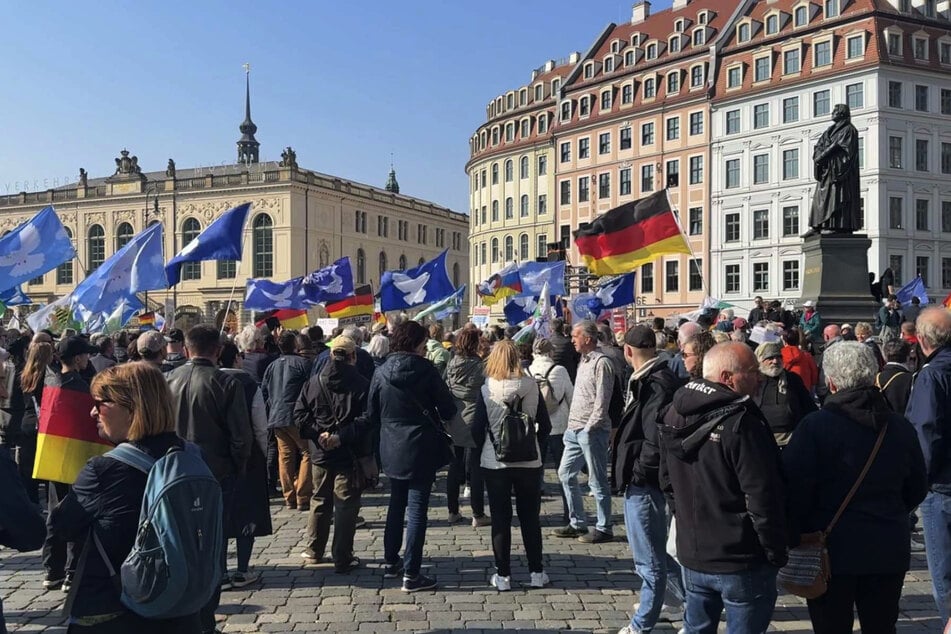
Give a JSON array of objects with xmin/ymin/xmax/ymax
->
[
  {"xmin": 42, "ymin": 482, "xmax": 80, "ymax": 577},
  {"xmin": 807, "ymin": 572, "xmax": 905, "ymax": 634},
  {"xmin": 483, "ymin": 467, "xmax": 543, "ymax": 577},
  {"xmin": 446, "ymin": 446, "xmax": 485, "ymax": 517}
]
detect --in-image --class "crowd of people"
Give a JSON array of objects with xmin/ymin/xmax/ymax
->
[{"xmin": 0, "ymin": 298, "xmax": 949, "ymax": 633}]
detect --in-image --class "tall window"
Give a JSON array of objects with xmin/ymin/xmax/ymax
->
[
  {"xmin": 520, "ymin": 195, "xmax": 529, "ymax": 217},
  {"xmin": 689, "ymin": 112, "xmax": 704, "ymax": 135},
  {"xmin": 754, "ymin": 104, "xmax": 770, "ymax": 129},
  {"xmin": 753, "ymin": 154, "xmax": 769, "ymax": 184},
  {"xmin": 519, "ymin": 234, "xmax": 529, "ymax": 260},
  {"xmin": 642, "ymin": 122, "xmax": 655, "ymax": 145},
  {"xmin": 620, "ymin": 127, "xmax": 632, "ymax": 150},
  {"xmin": 379, "ymin": 252, "xmax": 387, "ymax": 279},
  {"xmin": 783, "ymin": 49, "xmax": 801, "ymax": 74},
  {"xmin": 783, "ymin": 97, "xmax": 799, "ymax": 123},
  {"xmin": 890, "ymin": 137, "xmax": 904, "ymax": 169},
  {"xmin": 399, "ymin": 254, "xmax": 408, "ymax": 269},
  {"xmin": 252, "ymin": 214, "xmax": 273, "ymax": 277},
  {"xmin": 725, "ymin": 264, "xmax": 740, "ymax": 293},
  {"xmin": 620, "ymin": 168, "xmax": 632, "ymax": 196},
  {"xmin": 814, "ymin": 41, "xmax": 832, "ymax": 66},
  {"xmin": 783, "ymin": 260, "xmax": 801, "ymax": 291},
  {"xmin": 725, "ymin": 159, "xmax": 741, "ymax": 189},
  {"xmin": 537, "ymin": 235, "xmax": 547, "ymax": 260},
  {"xmin": 665, "ymin": 261, "xmax": 679, "ymax": 292},
  {"xmin": 181, "ymin": 218, "xmax": 202, "ymax": 280},
  {"xmin": 783, "ymin": 149, "xmax": 800, "ymax": 180},
  {"xmin": 88, "ymin": 225, "xmax": 105, "ymax": 272},
  {"xmin": 578, "ymin": 138, "xmax": 590, "ymax": 159},
  {"xmin": 917, "ymin": 139, "xmax": 930, "ymax": 171},
  {"xmin": 520, "ymin": 156, "xmax": 529, "ymax": 178},
  {"xmin": 753, "ymin": 262, "xmax": 770, "ymax": 292},
  {"xmin": 491, "ymin": 163, "xmax": 499, "ymax": 183},
  {"xmin": 538, "ymin": 194, "xmax": 547, "ymax": 215},
  {"xmin": 754, "ymin": 56, "xmax": 771, "ymax": 82},
  {"xmin": 356, "ymin": 248, "xmax": 366, "ymax": 284},
  {"xmin": 783, "ymin": 206, "xmax": 800, "ymax": 236},
  {"xmin": 814, "ymin": 89, "xmax": 831, "ymax": 116},
  {"xmin": 491, "ymin": 238, "xmax": 499, "ymax": 263},
  {"xmin": 889, "ymin": 197, "xmax": 904, "ymax": 229},
  {"xmin": 641, "ymin": 165, "xmax": 654, "ymax": 192},
  {"xmin": 725, "ymin": 213, "xmax": 740, "ymax": 241},
  {"xmin": 889, "ymin": 81, "xmax": 903, "ymax": 108},
  {"xmin": 505, "ymin": 197, "xmax": 513, "ymax": 219},
  {"xmin": 642, "ymin": 263, "xmax": 654, "ymax": 293},
  {"xmin": 846, "ymin": 83, "xmax": 864, "ymax": 109},
  {"xmin": 917, "ymin": 255, "xmax": 930, "ymax": 285},
  {"xmin": 599, "ymin": 173, "xmax": 611, "ymax": 198},
  {"xmin": 504, "ymin": 160, "xmax": 513, "ymax": 182},
  {"xmin": 689, "ymin": 156, "xmax": 704, "ymax": 184},
  {"xmin": 56, "ymin": 227, "xmax": 74, "ymax": 285},
  {"xmin": 579, "ymin": 177, "xmax": 590, "ymax": 203},
  {"xmin": 689, "ymin": 260, "xmax": 703, "ymax": 292},
  {"xmin": 689, "ymin": 207, "xmax": 703, "ymax": 235},
  {"xmin": 504, "ymin": 236, "xmax": 514, "ymax": 261},
  {"xmin": 115, "ymin": 222, "xmax": 134, "ymax": 251},
  {"xmin": 916, "ymin": 85, "xmax": 930, "ymax": 112},
  {"xmin": 916, "ymin": 199, "xmax": 930, "ymax": 231},
  {"xmin": 753, "ymin": 209, "xmax": 769, "ymax": 239}
]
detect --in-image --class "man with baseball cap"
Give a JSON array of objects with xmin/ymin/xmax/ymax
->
[
  {"xmin": 136, "ymin": 330, "xmax": 169, "ymax": 368},
  {"xmin": 613, "ymin": 325, "xmax": 686, "ymax": 632}
]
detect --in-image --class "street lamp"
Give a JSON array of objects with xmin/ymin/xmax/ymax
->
[{"xmin": 143, "ymin": 185, "xmax": 160, "ymax": 315}]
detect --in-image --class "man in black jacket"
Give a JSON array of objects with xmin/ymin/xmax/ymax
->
[
  {"xmin": 753, "ymin": 342, "xmax": 817, "ymax": 448},
  {"xmin": 166, "ymin": 325, "xmax": 251, "ymax": 634},
  {"xmin": 611, "ymin": 325, "xmax": 685, "ymax": 632},
  {"xmin": 659, "ymin": 342, "xmax": 787, "ymax": 633},
  {"xmin": 877, "ymin": 339, "xmax": 914, "ymax": 415},
  {"xmin": 549, "ymin": 318, "xmax": 579, "ymax": 382}
]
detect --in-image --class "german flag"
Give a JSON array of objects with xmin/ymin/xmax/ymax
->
[
  {"xmin": 573, "ymin": 189, "xmax": 691, "ymax": 276},
  {"xmin": 33, "ymin": 369, "xmax": 111, "ymax": 484},
  {"xmin": 255, "ymin": 309, "xmax": 309, "ymax": 331},
  {"xmin": 942, "ymin": 291, "xmax": 951, "ymax": 309},
  {"xmin": 326, "ymin": 284, "xmax": 374, "ymax": 320}
]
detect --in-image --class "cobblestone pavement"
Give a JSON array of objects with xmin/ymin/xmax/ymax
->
[{"xmin": 2, "ymin": 471, "xmax": 944, "ymax": 633}]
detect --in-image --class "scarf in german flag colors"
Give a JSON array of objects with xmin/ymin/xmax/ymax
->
[{"xmin": 573, "ymin": 189, "xmax": 691, "ymax": 276}]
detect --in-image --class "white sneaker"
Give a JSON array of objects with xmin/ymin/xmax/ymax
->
[
  {"xmin": 616, "ymin": 626, "xmax": 639, "ymax": 634},
  {"xmin": 633, "ymin": 602, "xmax": 683, "ymax": 622},
  {"xmin": 489, "ymin": 573, "xmax": 511, "ymax": 591},
  {"xmin": 461, "ymin": 486, "xmax": 471, "ymax": 500},
  {"xmin": 529, "ymin": 571, "xmax": 550, "ymax": 588}
]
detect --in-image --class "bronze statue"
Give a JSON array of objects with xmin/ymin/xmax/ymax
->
[
  {"xmin": 279, "ymin": 146, "xmax": 298, "ymax": 169},
  {"xmin": 78, "ymin": 168, "xmax": 87, "ymax": 187},
  {"xmin": 114, "ymin": 149, "xmax": 142, "ymax": 176},
  {"xmin": 166, "ymin": 158, "xmax": 176, "ymax": 179},
  {"xmin": 805, "ymin": 104, "xmax": 860, "ymax": 237}
]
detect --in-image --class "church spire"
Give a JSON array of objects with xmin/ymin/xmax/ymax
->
[
  {"xmin": 385, "ymin": 156, "xmax": 400, "ymax": 193},
  {"xmin": 237, "ymin": 63, "xmax": 260, "ymax": 165}
]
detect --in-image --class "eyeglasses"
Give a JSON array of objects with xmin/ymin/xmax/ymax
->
[{"xmin": 92, "ymin": 399, "xmax": 114, "ymax": 411}]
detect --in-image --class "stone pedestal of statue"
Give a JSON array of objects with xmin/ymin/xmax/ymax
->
[{"xmin": 801, "ymin": 233, "xmax": 875, "ymax": 326}]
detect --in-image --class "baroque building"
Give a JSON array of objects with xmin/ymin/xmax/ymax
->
[
  {"xmin": 0, "ymin": 78, "xmax": 468, "ymax": 329},
  {"xmin": 468, "ymin": 0, "xmax": 951, "ymax": 317}
]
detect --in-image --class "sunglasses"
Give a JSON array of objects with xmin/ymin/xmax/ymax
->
[{"xmin": 92, "ymin": 399, "xmax": 115, "ymax": 411}]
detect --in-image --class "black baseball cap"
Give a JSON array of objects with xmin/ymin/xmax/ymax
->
[
  {"xmin": 623, "ymin": 325, "xmax": 656, "ymax": 349},
  {"xmin": 57, "ymin": 336, "xmax": 98, "ymax": 360},
  {"xmin": 167, "ymin": 328, "xmax": 185, "ymax": 343}
]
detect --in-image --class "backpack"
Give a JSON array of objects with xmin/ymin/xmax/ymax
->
[
  {"xmin": 98, "ymin": 443, "xmax": 223, "ymax": 620},
  {"xmin": 603, "ymin": 359, "xmax": 625, "ymax": 428},
  {"xmin": 534, "ymin": 366, "xmax": 562, "ymax": 413},
  {"xmin": 488, "ymin": 395, "xmax": 539, "ymax": 462}
]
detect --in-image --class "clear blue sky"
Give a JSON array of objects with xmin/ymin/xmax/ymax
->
[{"xmin": 0, "ymin": 1, "xmax": 672, "ymax": 213}]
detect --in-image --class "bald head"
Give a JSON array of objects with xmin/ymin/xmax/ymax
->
[
  {"xmin": 917, "ymin": 308, "xmax": 951, "ymax": 355},
  {"xmin": 702, "ymin": 342, "xmax": 761, "ymax": 397},
  {"xmin": 823, "ymin": 324, "xmax": 840, "ymax": 342},
  {"xmin": 678, "ymin": 321, "xmax": 703, "ymax": 348}
]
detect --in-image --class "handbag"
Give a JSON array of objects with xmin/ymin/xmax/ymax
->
[
  {"xmin": 316, "ymin": 375, "xmax": 379, "ymax": 490},
  {"xmin": 778, "ymin": 422, "xmax": 888, "ymax": 599},
  {"xmin": 403, "ymin": 389, "xmax": 455, "ymax": 469}
]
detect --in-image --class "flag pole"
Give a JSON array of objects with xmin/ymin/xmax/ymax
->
[
  {"xmin": 664, "ymin": 188, "xmax": 710, "ymax": 300},
  {"xmin": 220, "ymin": 228, "xmax": 251, "ymax": 336}
]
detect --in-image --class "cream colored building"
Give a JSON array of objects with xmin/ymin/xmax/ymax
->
[{"xmin": 0, "ymin": 160, "xmax": 468, "ymax": 330}]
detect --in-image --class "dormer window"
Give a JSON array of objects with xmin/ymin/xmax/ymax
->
[
  {"xmin": 538, "ymin": 113, "xmax": 549, "ymax": 134},
  {"xmin": 794, "ymin": 4, "xmax": 809, "ymax": 27},
  {"xmin": 560, "ymin": 101, "xmax": 571, "ymax": 121},
  {"xmin": 492, "ymin": 127, "xmax": 500, "ymax": 145},
  {"xmin": 693, "ymin": 28, "xmax": 706, "ymax": 46},
  {"xmin": 698, "ymin": 10, "xmax": 709, "ymax": 24},
  {"xmin": 520, "ymin": 119, "xmax": 530, "ymax": 138},
  {"xmin": 601, "ymin": 90, "xmax": 612, "ymax": 110},
  {"xmin": 727, "ymin": 64, "xmax": 743, "ymax": 88},
  {"xmin": 507, "ymin": 93, "xmax": 514, "ymax": 109},
  {"xmin": 505, "ymin": 123, "xmax": 514, "ymax": 142},
  {"xmin": 519, "ymin": 89, "xmax": 527, "ymax": 106},
  {"xmin": 766, "ymin": 14, "xmax": 780, "ymax": 34},
  {"xmin": 625, "ymin": 50, "xmax": 636, "ymax": 66},
  {"xmin": 846, "ymin": 33, "xmax": 865, "ymax": 59},
  {"xmin": 668, "ymin": 71, "xmax": 681, "ymax": 93},
  {"xmin": 925, "ymin": 0, "xmax": 936, "ymax": 17},
  {"xmin": 914, "ymin": 35, "xmax": 929, "ymax": 60},
  {"xmin": 579, "ymin": 96, "xmax": 591, "ymax": 117},
  {"xmin": 691, "ymin": 64, "xmax": 705, "ymax": 87},
  {"xmin": 552, "ymin": 78, "xmax": 561, "ymax": 95},
  {"xmin": 669, "ymin": 36, "xmax": 681, "ymax": 53},
  {"xmin": 583, "ymin": 63, "xmax": 594, "ymax": 79},
  {"xmin": 675, "ymin": 18, "xmax": 685, "ymax": 32},
  {"xmin": 605, "ymin": 56, "xmax": 615, "ymax": 73},
  {"xmin": 646, "ymin": 42, "xmax": 658, "ymax": 59},
  {"xmin": 824, "ymin": 0, "xmax": 839, "ymax": 18},
  {"xmin": 632, "ymin": 32, "xmax": 642, "ymax": 47},
  {"xmin": 644, "ymin": 77, "xmax": 657, "ymax": 98},
  {"xmin": 887, "ymin": 30, "xmax": 903, "ymax": 56},
  {"xmin": 737, "ymin": 23, "xmax": 751, "ymax": 43},
  {"xmin": 534, "ymin": 84, "xmax": 544, "ymax": 101}
]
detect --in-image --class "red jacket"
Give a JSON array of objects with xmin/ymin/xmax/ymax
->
[{"xmin": 782, "ymin": 345, "xmax": 819, "ymax": 392}]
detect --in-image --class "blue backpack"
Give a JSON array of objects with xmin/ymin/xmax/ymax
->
[{"xmin": 94, "ymin": 442, "xmax": 223, "ymax": 619}]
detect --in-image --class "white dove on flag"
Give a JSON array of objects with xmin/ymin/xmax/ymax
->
[
  {"xmin": 595, "ymin": 278, "xmax": 620, "ymax": 307},
  {"xmin": 261, "ymin": 285, "xmax": 296, "ymax": 308},
  {"xmin": 313, "ymin": 263, "xmax": 343, "ymax": 294},
  {"xmin": 0, "ymin": 223, "xmax": 44, "ymax": 277},
  {"xmin": 179, "ymin": 235, "xmax": 201, "ymax": 257},
  {"xmin": 393, "ymin": 271, "xmax": 430, "ymax": 305}
]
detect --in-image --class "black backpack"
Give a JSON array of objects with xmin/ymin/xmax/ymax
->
[{"xmin": 488, "ymin": 395, "xmax": 538, "ymax": 463}]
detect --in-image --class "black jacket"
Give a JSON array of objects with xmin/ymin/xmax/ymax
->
[
  {"xmin": 367, "ymin": 352, "xmax": 456, "ymax": 480},
  {"xmin": 754, "ymin": 370, "xmax": 817, "ymax": 436},
  {"xmin": 550, "ymin": 332, "xmax": 580, "ymax": 383},
  {"xmin": 310, "ymin": 347, "xmax": 376, "ymax": 384},
  {"xmin": 783, "ymin": 387, "xmax": 927, "ymax": 575},
  {"xmin": 0, "ymin": 448, "xmax": 44, "ymax": 552},
  {"xmin": 49, "ymin": 433, "xmax": 201, "ymax": 630},
  {"xmin": 877, "ymin": 363, "xmax": 913, "ymax": 415},
  {"xmin": 610, "ymin": 358, "xmax": 680, "ymax": 493},
  {"xmin": 166, "ymin": 358, "xmax": 252, "ymax": 481},
  {"xmin": 659, "ymin": 379, "xmax": 788, "ymax": 573},
  {"xmin": 261, "ymin": 353, "xmax": 313, "ymax": 429},
  {"xmin": 295, "ymin": 360, "xmax": 373, "ymax": 467}
]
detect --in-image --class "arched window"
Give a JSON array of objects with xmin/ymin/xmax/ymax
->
[
  {"xmin": 520, "ymin": 194, "xmax": 529, "ymax": 217},
  {"xmin": 88, "ymin": 225, "xmax": 105, "ymax": 272},
  {"xmin": 520, "ymin": 156, "xmax": 529, "ymax": 178},
  {"xmin": 355, "ymin": 210, "xmax": 361, "ymax": 232},
  {"xmin": 491, "ymin": 238, "xmax": 499, "ymax": 263},
  {"xmin": 504, "ymin": 160, "xmax": 513, "ymax": 182},
  {"xmin": 453, "ymin": 262, "xmax": 460, "ymax": 287},
  {"xmin": 252, "ymin": 214, "xmax": 273, "ymax": 277},
  {"xmin": 146, "ymin": 219, "xmax": 160, "ymax": 228},
  {"xmin": 356, "ymin": 248, "xmax": 366, "ymax": 284},
  {"xmin": 504, "ymin": 236, "xmax": 514, "ymax": 261},
  {"xmin": 379, "ymin": 251, "xmax": 387, "ymax": 279},
  {"xmin": 181, "ymin": 218, "xmax": 202, "ymax": 281},
  {"xmin": 319, "ymin": 243, "xmax": 330, "ymax": 267},
  {"xmin": 519, "ymin": 233, "xmax": 529, "ymax": 260},
  {"xmin": 505, "ymin": 198, "xmax": 514, "ymax": 219},
  {"xmin": 399, "ymin": 254, "xmax": 407, "ymax": 270},
  {"xmin": 115, "ymin": 222, "xmax": 134, "ymax": 251},
  {"xmin": 56, "ymin": 227, "xmax": 74, "ymax": 285},
  {"xmin": 491, "ymin": 163, "xmax": 499, "ymax": 184},
  {"xmin": 419, "ymin": 257, "xmax": 426, "ymax": 266},
  {"xmin": 492, "ymin": 201, "xmax": 499, "ymax": 221}
]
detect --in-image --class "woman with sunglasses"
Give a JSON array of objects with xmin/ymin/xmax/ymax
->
[{"xmin": 49, "ymin": 362, "xmax": 202, "ymax": 633}]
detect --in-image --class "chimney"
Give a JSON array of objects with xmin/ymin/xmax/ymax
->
[
  {"xmin": 939, "ymin": 0, "xmax": 950, "ymax": 17},
  {"xmin": 632, "ymin": 1, "xmax": 651, "ymax": 24},
  {"xmin": 545, "ymin": 59, "xmax": 555, "ymax": 71},
  {"xmin": 569, "ymin": 51, "xmax": 580, "ymax": 64},
  {"xmin": 672, "ymin": 0, "xmax": 691, "ymax": 8}
]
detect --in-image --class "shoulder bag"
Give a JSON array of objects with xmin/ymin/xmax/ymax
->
[
  {"xmin": 778, "ymin": 422, "xmax": 888, "ymax": 599},
  {"xmin": 316, "ymin": 374, "xmax": 379, "ymax": 490}
]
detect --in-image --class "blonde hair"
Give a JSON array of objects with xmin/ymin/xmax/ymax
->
[
  {"xmin": 484, "ymin": 339, "xmax": 522, "ymax": 380},
  {"xmin": 854, "ymin": 322, "xmax": 873, "ymax": 338},
  {"xmin": 21, "ymin": 342, "xmax": 53, "ymax": 394},
  {"xmin": 91, "ymin": 362, "xmax": 176, "ymax": 441}
]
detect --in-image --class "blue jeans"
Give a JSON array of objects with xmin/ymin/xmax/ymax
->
[
  {"xmin": 624, "ymin": 484, "xmax": 685, "ymax": 631},
  {"xmin": 384, "ymin": 472, "xmax": 435, "ymax": 578},
  {"xmin": 682, "ymin": 564, "xmax": 778, "ymax": 634},
  {"xmin": 558, "ymin": 428, "xmax": 612, "ymax": 534},
  {"xmin": 921, "ymin": 490, "xmax": 951, "ymax": 623}
]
